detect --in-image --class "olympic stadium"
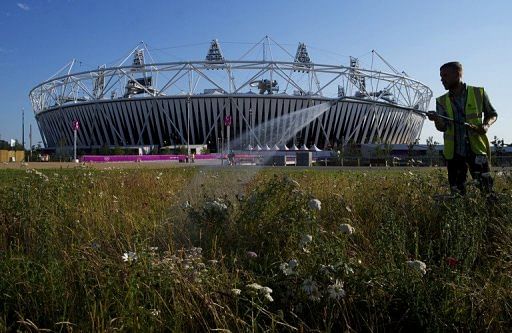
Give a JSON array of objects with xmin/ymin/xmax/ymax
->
[{"xmin": 29, "ymin": 37, "xmax": 432, "ymax": 153}]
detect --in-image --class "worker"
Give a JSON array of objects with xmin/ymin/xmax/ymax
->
[{"xmin": 427, "ymin": 61, "xmax": 497, "ymax": 196}]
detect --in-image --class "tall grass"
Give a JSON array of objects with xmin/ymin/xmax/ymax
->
[{"xmin": 0, "ymin": 166, "xmax": 511, "ymax": 331}]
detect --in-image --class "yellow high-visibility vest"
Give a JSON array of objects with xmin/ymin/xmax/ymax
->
[{"xmin": 436, "ymin": 86, "xmax": 490, "ymax": 160}]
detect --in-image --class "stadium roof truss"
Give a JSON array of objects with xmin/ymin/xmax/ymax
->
[{"xmin": 29, "ymin": 37, "xmax": 432, "ymax": 115}]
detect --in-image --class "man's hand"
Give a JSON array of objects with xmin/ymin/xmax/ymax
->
[
  {"xmin": 427, "ymin": 111, "xmax": 438, "ymax": 121},
  {"xmin": 466, "ymin": 123, "xmax": 489, "ymax": 135}
]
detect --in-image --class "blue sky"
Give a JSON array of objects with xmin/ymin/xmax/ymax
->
[{"xmin": 1, "ymin": 0, "xmax": 511, "ymax": 147}]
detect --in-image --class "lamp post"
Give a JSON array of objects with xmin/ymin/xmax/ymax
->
[
  {"xmin": 217, "ymin": 137, "xmax": 222, "ymax": 165},
  {"xmin": 187, "ymin": 96, "xmax": 191, "ymax": 162},
  {"xmin": 21, "ymin": 107, "xmax": 24, "ymax": 153},
  {"xmin": 72, "ymin": 120, "xmax": 79, "ymax": 162},
  {"xmin": 29, "ymin": 124, "xmax": 32, "ymax": 162},
  {"xmin": 249, "ymin": 108, "xmax": 253, "ymax": 150},
  {"xmin": 224, "ymin": 114, "xmax": 232, "ymax": 153}
]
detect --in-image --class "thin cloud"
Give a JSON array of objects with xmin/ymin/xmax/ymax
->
[{"xmin": 17, "ymin": 3, "xmax": 30, "ymax": 11}]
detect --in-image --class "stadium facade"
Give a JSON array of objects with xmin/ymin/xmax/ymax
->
[{"xmin": 29, "ymin": 37, "xmax": 432, "ymax": 152}]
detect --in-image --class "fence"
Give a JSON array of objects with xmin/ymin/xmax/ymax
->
[{"xmin": 0, "ymin": 150, "xmax": 25, "ymax": 163}]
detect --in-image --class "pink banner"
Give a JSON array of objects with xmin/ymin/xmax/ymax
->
[{"xmin": 80, "ymin": 154, "xmax": 223, "ymax": 163}]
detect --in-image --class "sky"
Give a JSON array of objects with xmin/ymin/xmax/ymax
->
[{"xmin": 1, "ymin": 0, "xmax": 511, "ymax": 147}]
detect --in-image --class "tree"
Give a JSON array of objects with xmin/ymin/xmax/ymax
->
[
  {"xmin": 0, "ymin": 140, "xmax": 9, "ymax": 150},
  {"xmin": 100, "ymin": 144, "xmax": 110, "ymax": 155},
  {"xmin": 407, "ymin": 138, "xmax": 420, "ymax": 159},
  {"xmin": 491, "ymin": 136, "xmax": 506, "ymax": 166},
  {"xmin": 426, "ymin": 136, "xmax": 439, "ymax": 166},
  {"xmin": 491, "ymin": 136, "xmax": 505, "ymax": 155},
  {"xmin": 373, "ymin": 137, "xmax": 392, "ymax": 166},
  {"xmin": 112, "ymin": 146, "xmax": 124, "ymax": 155}
]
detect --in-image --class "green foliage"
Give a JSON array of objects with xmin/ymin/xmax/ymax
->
[
  {"xmin": 112, "ymin": 146, "xmax": 125, "ymax": 155},
  {"xmin": 176, "ymin": 146, "xmax": 188, "ymax": 155},
  {"xmin": 0, "ymin": 167, "xmax": 511, "ymax": 331},
  {"xmin": 0, "ymin": 140, "xmax": 9, "ymax": 150},
  {"xmin": 99, "ymin": 144, "xmax": 110, "ymax": 155}
]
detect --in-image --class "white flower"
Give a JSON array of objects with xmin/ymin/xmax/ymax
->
[
  {"xmin": 339, "ymin": 223, "xmax": 355, "ymax": 235},
  {"xmin": 247, "ymin": 283, "xmax": 273, "ymax": 300},
  {"xmin": 122, "ymin": 251, "xmax": 138, "ymax": 262},
  {"xmin": 308, "ymin": 199, "xmax": 321, "ymax": 211},
  {"xmin": 246, "ymin": 251, "xmax": 258, "ymax": 258},
  {"xmin": 261, "ymin": 286, "xmax": 272, "ymax": 294},
  {"xmin": 327, "ymin": 280, "xmax": 346, "ymax": 300},
  {"xmin": 191, "ymin": 247, "xmax": 202, "ymax": 255},
  {"xmin": 32, "ymin": 169, "xmax": 49, "ymax": 182},
  {"xmin": 300, "ymin": 234, "xmax": 313, "ymax": 251},
  {"xmin": 231, "ymin": 288, "xmax": 242, "ymax": 296},
  {"xmin": 319, "ymin": 264, "xmax": 335, "ymax": 275},
  {"xmin": 280, "ymin": 259, "xmax": 298, "ymax": 276},
  {"xmin": 300, "ymin": 234, "xmax": 313, "ymax": 246},
  {"xmin": 204, "ymin": 199, "xmax": 227, "ymax": 212},
  {"xmin": 302, "ymin": 279, "xmax": 321, "ymax": 301},
  {"xmin": 406, "ymin": 260, "xmax": 427, "ymax": 275},
  {"xmin": 279, "ymin": 263, "xmax": 289, "ymax": 274},
  {"xmin": 150, "ymin": 309, "xmax": 160, "ymax": 316},
  {"xmin": 285, "ymin": 177, "xmax": 300, "ymax": 188},
  {"xmin": 302, "ymin": 278, "xmax": 317, "ymax": 294},
  {"xmin": 247, "ymin": 283, "xmax": 263, "ymax": 291}
]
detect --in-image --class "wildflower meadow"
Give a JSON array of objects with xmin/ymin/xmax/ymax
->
[{"xmin": 0, "ymin": 166, "xmax": 511, "ymax": 331}]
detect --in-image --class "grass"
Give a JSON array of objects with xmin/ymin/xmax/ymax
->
[{"xmin": 0, "ymin": 165, "xmax": 511, "ymax": 331}]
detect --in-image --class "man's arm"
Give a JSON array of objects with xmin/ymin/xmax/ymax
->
[
  {"xmin": 468, "ymin": 89, "xmax": 497, "ymax": 135},
  {"xmin": 429, "ymin": 100, "xmax": 448, "ymax": 132},
  {"xmin": 482, "ymin": 89, "xmax": 497, "ymax": 127}
]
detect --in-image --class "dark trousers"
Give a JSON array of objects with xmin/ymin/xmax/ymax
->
[{"xmin": 447, "ymin": 152, "xmax": 493, "ymax": 195}]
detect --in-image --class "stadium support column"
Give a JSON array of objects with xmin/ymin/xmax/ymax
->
[
  {"xmin": 249, "ymin": 108, "xmax": 253, "ymax": 150},
  {"xmin": 74, "ymin": 128, "xmax": 77, "ymax": 162},
  {"xmin": 187, "ymin": 65, "xmax": 192, "ymax": 163}
]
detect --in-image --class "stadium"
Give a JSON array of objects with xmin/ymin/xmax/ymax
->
[{"xmin": 29, "ymin": 37, "xmax": 432, "ymax": 153}]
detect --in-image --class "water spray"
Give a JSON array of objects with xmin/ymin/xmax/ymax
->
[{"xmin": 329, "ymin": 96, "xmax": 469, "ymax": 127}]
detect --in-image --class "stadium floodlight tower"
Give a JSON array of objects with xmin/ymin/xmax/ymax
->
[{"xmin": 29, "ymin": 36, "xmax": 432, "ymax": 153}]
